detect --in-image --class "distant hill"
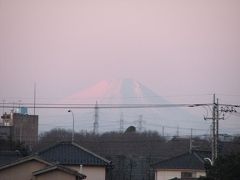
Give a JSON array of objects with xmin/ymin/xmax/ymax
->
[{"xmin": 59, "ymin": 79, "xmax": 207, "ymax": 134}]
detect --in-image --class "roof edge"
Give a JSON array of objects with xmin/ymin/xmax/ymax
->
[
  {"xmin": 32, "ymin": 164, "xmax": 86, "ymax": 179},
  {"xmin": 154, "ymin": 168, "xmax": 206, "ymax": 171},
  {"xmin": 0, "ymin": 155, "xmax": 52, "ymax": 171},
  {"xmin": 71, "ymin": 142, "xmax": 111, "ymax": 165}
]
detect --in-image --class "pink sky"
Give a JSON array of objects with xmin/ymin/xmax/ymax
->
[{"xmin": 0, "ymin": 0, "xmax": 240, "ymax": 104}]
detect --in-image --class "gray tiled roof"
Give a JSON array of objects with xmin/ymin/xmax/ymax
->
[
  {"xmin": 0, "ymin": 151, "xmax": 23, "ymax": 166},
  {"xmin": 152, "ymin": 150, "xmax": 211, "ymax": 170},
  {"xmin": 37, "ymin": 141, "xmax": 111, "ymax": 166}
]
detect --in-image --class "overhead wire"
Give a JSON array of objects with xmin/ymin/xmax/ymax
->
[{"xmin": 0, "ymin": 102, "xmax": 213, "ymax": 109}]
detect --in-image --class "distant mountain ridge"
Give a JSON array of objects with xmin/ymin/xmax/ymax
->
[
  {"xmin": 63, "ymin": 79, "xmax": 169, "ymax": 104},
  {"xmin": 60, "ymin": 79, "xmax": 207, "ymax": 134}
]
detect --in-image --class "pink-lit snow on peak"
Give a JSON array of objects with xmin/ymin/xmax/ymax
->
[
  {"xmin": 62, "ymin": 79, "xmax": 167, "ymax": 104},
  {"xmin": 65, "ymin": 80, "xmax": 111, "ymax": 102}
]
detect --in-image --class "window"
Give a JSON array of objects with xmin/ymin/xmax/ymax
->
[{"xmin": 181, "ymin": 172, "xmax": 192, "ymax": 178}]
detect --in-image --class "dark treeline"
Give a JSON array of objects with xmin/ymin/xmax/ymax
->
[
  {"xmin": 1, "ymin": 127, "xmax": 240, "ymax": 180},
  {"xmin": 2, "ymin": 127, "xmax": 240, "ymax": 180},
  {"xmin": 34, "ymin": 128, "xmax": 213, "ymax": 180}
]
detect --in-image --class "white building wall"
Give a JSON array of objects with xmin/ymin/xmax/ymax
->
[
  {"xmin": 68, "ymin": 165, "xmax": 106, "ymax": 180},
  {"xmin": 196, "ymin": 171, "xmax": 206, "ymax": 177},
  {"xmin": 156, "ymin": 170, "xmax": 206, "ymax": 180},
  {"xmin": 156, "ymin": 170, "xmax": 181, "ymax": 180}
]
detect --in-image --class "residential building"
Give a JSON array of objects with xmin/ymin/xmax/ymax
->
[
  {"xmin": 0, "ymin": 126, "xmax": 12, "ymax": 141},
  {"xmin": 0, "ymin": 156, "xmax": 86, "ymax": 180},
  {"xmin": 0, "ymin": 111, "xmax": 38, "ymax": 147},
  {"xmin": 0, "ymin": 141, "xmax": 111, "ymax": 180},
  {"xmin": 153, "ymin": 150, "xmax": 210, "ymax": 180},
  {"xmin": 36, "ymin": 141, "xmax": 112, "ymax": 180}
]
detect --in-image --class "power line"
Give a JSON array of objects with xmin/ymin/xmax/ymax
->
[
  {"xmin": 0, "ymin": 93, "xmax": 214, "ymax": 101},
  {"xmin": 0, "ymin": 103, "xmax": 213, "ymax": 109}
]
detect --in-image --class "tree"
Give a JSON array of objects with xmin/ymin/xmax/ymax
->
[
  {"xmin": 205, "ymin": 153, "xmax": 240, "ymax": 180},
  {"xmin": 125, "ymin": 126, "xmax": 136, "ymax": 133}
]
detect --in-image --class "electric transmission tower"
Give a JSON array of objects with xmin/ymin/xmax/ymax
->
[
  {"xmin": 176, "ymin": 125, "xmax": 180, "ymax": 137},
  {"xmin": 119, "ymin": 112, "xmax": 124, "ymax": 132},
  {"xmin": 137, "ymin": 115, "xmax": 144, "ymax": 132}
]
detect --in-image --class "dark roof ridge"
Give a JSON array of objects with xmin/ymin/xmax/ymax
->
[
  {"xmin": 35, "ymin": 141, "xmax": 66, "ymax": 155},
  {"xmin": 35, "ymin": 141, "xmax": 77, "ymax": 156}
]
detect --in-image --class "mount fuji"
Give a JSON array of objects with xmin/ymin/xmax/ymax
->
[
  {"xmin": 64, "ymin": 79, "xmax": 169, "ymax": 104},
  {"xmin": 56, "ymin": 79, "xmax": 208, "ymax": 135}
]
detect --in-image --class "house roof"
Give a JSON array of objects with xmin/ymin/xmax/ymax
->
[
  {"xmin": 36, "ymin": 141, "xmax": 111, "ymax": 166},
  {"xmin": 32, "ymin": 164, "xmax": 86, "ymax": 179},
  {"xmin": 152, "ymin": 150, "xmax": 211, "ymax": 170},
  {"xmin": 0, "ymin": 155, "xmax": 52, "ymax": 170},
  {"xmin": 0, "ymin": 151, "xmax": 23, "ymax": 166}
]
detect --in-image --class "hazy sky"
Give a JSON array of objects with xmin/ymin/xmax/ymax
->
[{"xmin": 1, "ymin": 0, "xmax": 240, "ymax": 105}]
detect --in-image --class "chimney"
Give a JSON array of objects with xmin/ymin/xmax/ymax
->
[{"xmin": 79, "ymin": 165, "xmax": 83, "ymax": 174}]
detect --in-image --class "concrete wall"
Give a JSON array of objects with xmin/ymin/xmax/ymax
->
[
  {"xmin": 156, "ymin": 170, "xmax": 180, "ymax": 180},
  {"xmin": 196, "ymin": 171, "xmax": 206, "ymax": 177},
  {"xmin": 34, "ymin": 169, "xmax": 76, "ymax": 180},
  {"xmin": 12, "ymin": 113, "xmax": 38, "ymax": 146},
  {"xmin": 0, "ymin": 126, "xmax": 12, "ymax": 141},
  {"xmin": 69, "ymin": 165, "xmax": 106, "ymax": 180},
  {"xmin": 1, "ymin": 112, "xmax": 38, "ymax": 147},
  {"xmin": 0, "ymin": 160, "xmax": 47, "ymax": 180},
  {"xmin": 155, "ymin": 169, "xmax": 206, "ymax": 180}
]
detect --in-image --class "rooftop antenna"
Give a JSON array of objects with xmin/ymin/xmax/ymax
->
[
  {"xmin": 18, "ymin": 100, "xmax": 21, "ymax": 113},
  {"xmin": 2, "ymin": 100, "xmax": 5, "ymax": 114},
  {"xmin": 18, "ymin": 100, "xmax": 21, "ymax": 108},
  {"xmin": 12, "ymin": 102, "xmax": 15, "ymax": 113},
  {"xmin": 34, "ymin": 83, "xmax": 36, "ymax": 115}
]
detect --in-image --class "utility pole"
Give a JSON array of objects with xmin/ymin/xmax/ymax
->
[
  {"xmin": 216, "ymin": 98, "xmax": 219, "ymax": 158},
  {"xmin": 204, "ymin": 94, "xmax": 224, "ymax": 164},
  {"xmin": 212, "ymin": 94, "xmax": 216, "ymax": 162},
  {"xmin": 68, "ymin": 110, "xmax": 75, "ymax": 142},
  {"xmin": 204, "ymin": 94, "xmax": 216, "ymax": 163},
  {"xmin": 189, "ymin": 128, "xmax": 193, "ymax": 153},
  {"xmin": 93, "ymin": 101, "xmax": 99, "ymax": 134},
  {"xmin": 120, "ymin": 112, "xmax": 124, "ymax": 132}
]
